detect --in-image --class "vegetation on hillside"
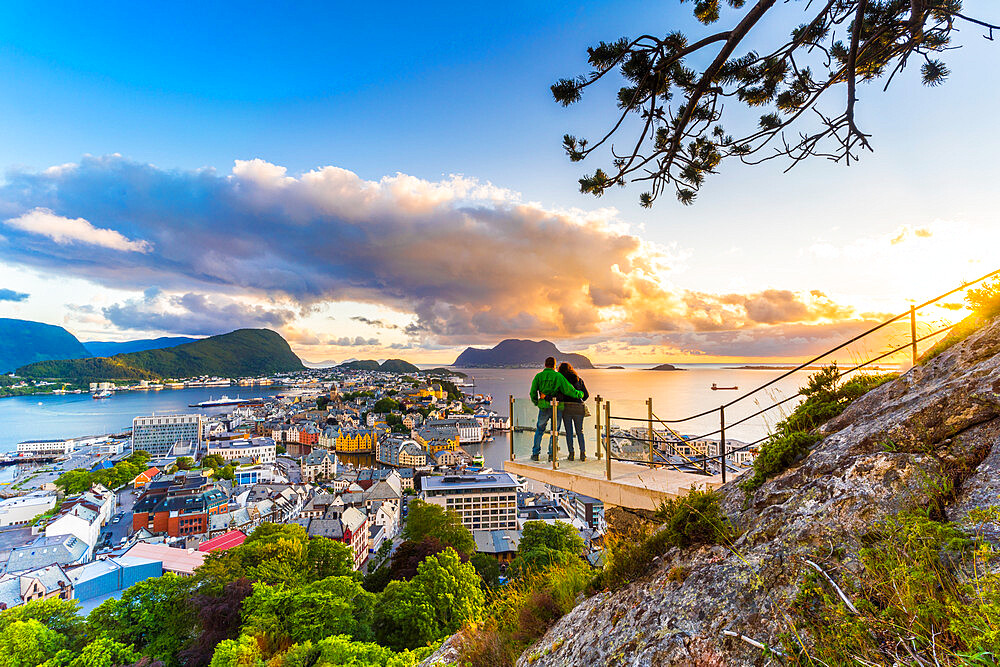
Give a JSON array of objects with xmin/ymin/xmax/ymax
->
[
  {"xmin": 740, "ymin": 366, "xmax": 896, "ymax": 495},
  {"xmin": 16, "ymin": 329, "xmax": 303, "ymax": 381},
  {"xmin": 337, "ymin": 359, "xmax": 420, "ymax": 373},
  {"xmin": 923, "ymin": 278, "xmax": 1000, "ymax": 362}
]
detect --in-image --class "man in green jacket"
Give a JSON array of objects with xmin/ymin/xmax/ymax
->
[{"xmin": 530, "ymin": 356, "xmax": 584, "ymax": 461}]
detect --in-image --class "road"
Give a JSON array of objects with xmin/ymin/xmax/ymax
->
[{"xmin": 99, "ymin": 488, "xmax": 138, "ymax": 548}]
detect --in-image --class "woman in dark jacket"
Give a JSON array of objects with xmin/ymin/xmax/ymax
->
[{"xmin": 557, "ymin": 362, "xmax": 590, "ymax": 461}]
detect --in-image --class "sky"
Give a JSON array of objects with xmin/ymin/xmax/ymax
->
[{"xmin": 0, "ymin": 1, "xmax": 997, "ymax": 364}]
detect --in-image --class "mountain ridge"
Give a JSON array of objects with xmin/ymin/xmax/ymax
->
[
  {"xmin": 16, "ymin": 329, "xmax": 303, "ymax": 380},
  {"xmin": 0, "ymin": 318, "xmax": 91, "ymax": 373},
  {"xmin": 83, "ymin": 336, "xmax": 199, "ymax": 356},
  {"xmin": 452, "ymin": 339, "xmax": 594, "ymax": 369}
]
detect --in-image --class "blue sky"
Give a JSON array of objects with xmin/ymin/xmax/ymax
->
[{"xmin": 0, "ymin": 2, "xmax": 997, "ymax": 362}]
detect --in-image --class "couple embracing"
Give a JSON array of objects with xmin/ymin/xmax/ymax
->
[{"xmin": 528, "ymin": 356, "xmax": 590, "ymax": 462}]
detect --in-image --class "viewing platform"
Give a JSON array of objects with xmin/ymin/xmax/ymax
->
[{"xmin": 506, "ymin": 455, "xmax": 721, "ymax": 511}]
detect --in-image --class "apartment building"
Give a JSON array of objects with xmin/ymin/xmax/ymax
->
[
  {"xmin": 422, "ymin": 473, "xmax": 519, "ymax": 532},
  {"xmin": 132, "ymin": 415, "xmax": 203, "ymax": 458}
]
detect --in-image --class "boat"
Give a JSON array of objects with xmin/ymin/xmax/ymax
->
[
  {"xmin": 92, "ymin": 390, "xmax": 112, "ymax": 399},
  {"xmin": 188, "ymin": 395, "xmax": 265, "ymax": 408},
  {"xmin": 710, "ymin": 383, "xmax": 739, "ymax": 391}
]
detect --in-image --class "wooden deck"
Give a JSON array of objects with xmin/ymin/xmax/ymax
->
[{"xmin": 505, "ymin": 455, "xmax": 722, "ymax": 511}]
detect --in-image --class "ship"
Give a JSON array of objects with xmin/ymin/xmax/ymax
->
[
  {"xmin": 710, "ymin": 383, "xmax": 739, "ymax": 391},
  {"xmin": 92, "ymin": 390, "xmax": 112, "ymax": 399},
  {"xmin": 188, "ymin": 395, "xmax": 265, "ymax": 408}
]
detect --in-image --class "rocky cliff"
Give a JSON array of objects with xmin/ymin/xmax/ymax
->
[{"xmin": 502, "ymin": 317, "xmax": 1000, "ymax": 666}]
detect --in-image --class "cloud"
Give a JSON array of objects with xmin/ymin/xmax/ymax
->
[
  {"xmin": 0, "ymin": 288, "xmax": 28, "ymax": 302},
  {"xmin": 0, "ymin": 155, "xmax": 859, "ymax": 349},
  {"xmin": 350, "ymin": 316, "xmax": 399, "ymax": 330},
  {"xmin": 102, "ymin": 291, "xmax": 296, "ymax": 336},
  {"xmin": 331, "ymin": 336, "xmax": 380, "ymax": 347},
  {"xmin": 4, "ymin": 208, "xmax": 152, "ymax": 253}
]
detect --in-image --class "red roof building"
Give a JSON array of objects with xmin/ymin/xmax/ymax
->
[
  {"xmin": 197, "ymin": 530, "xmax": 247, "ymax": 553},
  {"xmin": 133, "ymin": 467, "xmax": 160, "ymax": 488}
]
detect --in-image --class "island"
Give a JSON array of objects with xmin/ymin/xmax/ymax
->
[
  {"xmin": 452, "ymin": 339, "xmax": 595, "ymax": 369},
  {"xmin": 605, "ymin": 365, "xmax": 625, "ymax": 369},
  {"xmin": 647, "ymin": 363, "xmax": 685, "ymax": 371}
]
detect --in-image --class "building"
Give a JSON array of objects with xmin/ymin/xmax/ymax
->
[
  {"xmin": 132, "ymin": 473, "xmax": 228, "ymax": 538},
  {"xmin": 44, "ymin": 486, "xmax": 116, "ymax": 560},
  {"xmin": 473, "ymin": 529, "xmax": 521, "ymax": 563},
  {"xmin": 206, "ymin": 437, "xmax": 276, "ymax": 464},
  {"xmin": 132, "ymin": 415, "xmax": 203, "ymax": 458},
  {"xmin": 15, "ymin": 439, "xmax": 75, "ymax": 456},
  {"xmin": 3, "ymin": 535, "xmax": 90, "ymax": 573},
  {"xmin": 123, "ymin": 543, "xmax": 205, "ymax": 576},
  {"xmin": 300, "ymin": 448, "xmax": 338, "ymax": 482},
  {"xmin": 197, "ymin": 530, "xmax": 247, "ymax": 553},
  {"xmin": 132, "ymin": 467, "xmax": 160, "ymax": 488},
  {"xmin": 422, "ymin": 473, "xmax": 519, "ymax": 532},
  {"xmin": 0, "ymin": 493, "xmax": 57, "ymax": 527},
  {"xmin": 0, "ymin": 564, "xmax": 74, "ymax": 609},
  {"xmin": 433, "ymin": 449, "xmax": 461, "ymax": 467},
  {"xmin": 341, "ymin": 506, "xmax": 369, "ymax": 570},
  {"xmin": 330, "ymin": 428, "xmax": 378, "ymax": 453},
  {"xmin": 571, "ymin": 494, "xmax": 605, "ymax": 532},
  {"xmin": 67, "ymin": 556, "xmax": 162, "ymax": 606}
]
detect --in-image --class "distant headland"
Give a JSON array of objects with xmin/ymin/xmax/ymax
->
[{"xmin": 452, "ymin": 339, "xmax": 594, "ymax": 369}]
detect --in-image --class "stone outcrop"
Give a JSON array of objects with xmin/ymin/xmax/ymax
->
[{"xmin": 509, "ymin": 317, "xmax": 1000, "ymax": 666}]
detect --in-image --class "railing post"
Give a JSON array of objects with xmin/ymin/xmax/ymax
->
[
  {"xmin": 508, "ymin": 395, "xmax": 514, "ymax": 461},
  {"xmin": 647, "ymin": 397, "xmax": 654, "ymax": 464},
  {"xmin": 720, "ymin": 406, "xmax": 726, "ymax": 484},
  {"xmin": 605, "ymin": 401, "xmax": 612, "ymax": 481},
  {"xmin": 594, "ymin": 395, "xmax": 602, "ymax": 459},
  {"xmin": 910, "ymin": 305, "xmax": 918, "ymax": 366},
  {"xmin": 551, "ymin": 399, "xmax": 558, "ymax": 469}
]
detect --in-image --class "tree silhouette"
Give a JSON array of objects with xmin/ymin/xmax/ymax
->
[{"xmin": 553, "ymin": 1, "xmax": 999, "ymax": 206}]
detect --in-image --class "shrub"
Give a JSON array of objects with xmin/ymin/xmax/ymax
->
[
  {"xmin": 654, "ymin": 487, "xmax": 733, "ymax": 549},
  {"xmin": 966, "ymin": 277, "xmax": 1000, "ymax": 319},
  {"xmin": 595, "ymin": 487, "xmax": 731, "ymax": 591}
]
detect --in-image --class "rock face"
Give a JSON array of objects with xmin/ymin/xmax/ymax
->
[{"xmin": 512, "ymin": 317, "xmax": 1000, "ymax": 666}]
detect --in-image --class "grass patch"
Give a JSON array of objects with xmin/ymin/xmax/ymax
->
[
  {"xmin": 740, "ymin": 366, "xmax": 896, "ymax": 496},
  {"xmin": 455, "ymin": 560, "xmax": 591, "ymax": 667},
  {"xmin": 786, "ymin": 509, "xmax": 1000, "ymax": 665}
]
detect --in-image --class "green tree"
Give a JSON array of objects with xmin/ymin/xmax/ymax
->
[
  {"xmin": 305, "ymin": 537, "xmax": 355, "ymax": 581},
  {"xmin": 513, "ymin": 521, "xmax": 585, "ymax": 573},
  {"xmin": 175, "ymin": 456, "xmax": 194, "ymax": 471},
  {"xmin": 553, "ymin": 2, "xmax": 1000, "ymax": 206},
  {"xmin": 195, "ymin": 523, "xmax": 316, "ymax": 592},
  {"xmin": 201, "ymin": 454, "xmax": 225, "ymax": 470},
  {"xmin": 316, "ymin": 395, "xmax": 330, "ymax": 411},
  {"xmin": 68, "ymin": 637, "xmax": 139, "ymax": 667},
  {"xmin": 470, "ymin": 552, "xmax": 501, "ymax": 589},
  {"xmin": 373, "ymin": 548, "xmax": 484, "ymax": 651},
  {"xmin": 0, "ymin": 619, "xmax": 65, "ymax": 667},
  {"xmin": 0, "ymin": 597, "xmax": 85, "ymax": 648},
  {"xmin": 373, "ymin": 397, "xmax": 399, "ymax": 413},
  {"xmin": 55, "ymin": 469, "xmax": 92, "ymax": 495},
  {"xmin": 241, "ymin": 576, "xmax": 377, "ymax": 651},
  {"xmin": 87, "ymin": 572, "xmax": 195, "ymax": 662},
  {"xmin": 215, "ymin": 465, "xmax": 234, "ymax": 481},
  {"xmin": 208, "ymin": 634, "xmax": 262, "ymax": 667},
  {"xmin": 402, "ymin": 500, "xmax": 475, "ymax": 556},
  {"xmin": 276, "ymin": 635, "xmax": 436, "ymax": 667}
]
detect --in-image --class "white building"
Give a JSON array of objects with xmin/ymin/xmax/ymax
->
[
  {"xmin": 206, "ymin": 437, "xmax": 276, "ymax": 464},
  {"xmin": 16, "ymin": 439, "xmax": 75, "ymax": 456},
  {"xmin": 44, "ymin": 487, "xmax": 115, "ymax": 562},
  {"xmin": 132, "ymin": 415, "xmax": 203, "ymax": 458},
  {"xmin": 0, "ymin": 493, "xmax": 57, "ymax": 527},
  {"xmin": 422, "ymin": 473, "xmax": 519, "ymax": 532}
]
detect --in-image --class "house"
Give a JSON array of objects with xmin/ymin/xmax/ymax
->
[
  {"xmin": 301, "ymin": 448, "xmax": 338, "ymax": 482},
  {"xmin": 67, "ymin": 556, "xmax": 162, "ymax": 607},
  {"xmin": 341, "ymin": 507, "xmax": 369, "ymax": 571},
  {"xmin": 206, "ymin": 437, "xmax": 276, "ymax": 465},
  {"xmin": 133, "ymin": 467, "xmax": 161, "ymax": 488},
  {"xmin": 131, "ymin": 473, "xmax": 228, "ymax": 538},
  {"xmin": 369, "ymin": 523, "xmax": 387, "ymax": 554},
  {"xmin": 44, "ymin": 486, "xmax": 116, "ymax": 560},
  {"xmin": 433, "ymin": 449, "xmax": 461, "ymax": 467},
  {"xmin": 0, "ymin": 564, "xmax": 74, "ymax": 609},
  {"xmin": 3, "ymin": 535, "xmax": 90, "ymax": 573},
  {"xmin": 473, "ymin": 529, "xmax": 521, "ymax": 563}
]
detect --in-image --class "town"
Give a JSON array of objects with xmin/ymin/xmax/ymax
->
[{"xmin": 0, "ymin": 367, "xmax": 607, "ymax": 616}]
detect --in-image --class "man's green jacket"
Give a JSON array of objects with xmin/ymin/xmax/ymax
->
[{"xmin": 529, "ymin": 368, "xmax": 584, "ymax": 410}]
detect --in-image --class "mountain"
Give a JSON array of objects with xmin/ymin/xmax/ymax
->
[
  {"xmin": 451, "ymin": 339, "xmax": 594, "ymax": 369},
  {"xmin": 336, "ymin": 358, "xmax": 419, "ymax": 373},
  {"xmin": 82, "ymin": 336, "xmax": 199, "ymax": 357},
  {"xmin": 301, "ymin": 359, "xmax": 340, "ymax": 369},
  {"xmin": 0, "ymin": 318, "xmax": 91, "ymax": 373},
  {"xmin": 16, "ymin": 329, "xmax": 303, "ymax": 380}
]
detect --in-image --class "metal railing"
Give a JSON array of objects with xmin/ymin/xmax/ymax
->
[{"xmin": 509, "ymin": 269, "xmax": 999, "ymax": 483}]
